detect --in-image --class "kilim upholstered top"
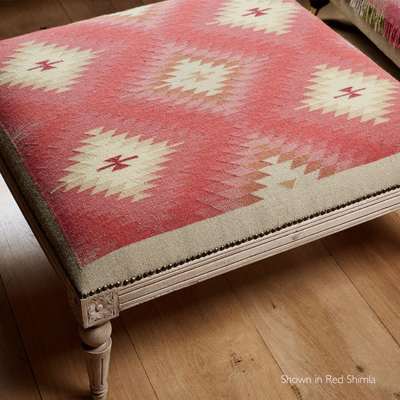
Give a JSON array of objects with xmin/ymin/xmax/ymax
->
[{"xmin": 0, "ymin": 0, "xmax": 400, "ymax": 298}]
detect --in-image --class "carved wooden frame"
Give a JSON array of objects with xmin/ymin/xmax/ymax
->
[
  {"xmin": 2, "ymin": 153, "xmax": 400, "ymax": 399},
  {"xmin": 2, "ymin": 154, "xmax": 400, "ymax": 328}
]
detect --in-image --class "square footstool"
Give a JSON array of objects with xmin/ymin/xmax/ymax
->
[{"xmin": 1, "ymin": 0, "xmax": 400, "ymax": 398}]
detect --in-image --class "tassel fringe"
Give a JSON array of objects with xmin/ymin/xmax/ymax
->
[
  {"xmin": 384, "ymin": 19, "xmax": 400, "ymax": 48},
  {"xmin": 350, "ymin": 0, "xmax": 400, "ymax": 48}
]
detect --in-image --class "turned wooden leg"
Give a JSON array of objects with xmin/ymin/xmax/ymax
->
[{"xmin": 79, "ymin": 321, "xmax": 112, "ymax": 400}]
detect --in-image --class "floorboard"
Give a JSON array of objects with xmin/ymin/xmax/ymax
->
[
  {"xmin": 0, "ymin": 276, "xmax": 41, "ymax": 400},
  {"xmin": 1, "ymin": 1, "xmax": 400, "ymax": 399},
  {"xmin": 112, "ymin": 0, "xmax": 144, "ymax": 12},
  {"xmin": 0, "ymin": 2, "xmax": 71, "ymax": 40},
  {"xmin": 141, "ymin": 0, "xmax": 163, "ymax": 5},
  {"xmin": 322, "ymin": 214, "xmax": 400, "ymax": 344},
  {"xmin": 0, "ymin": 178, "xmax": 158, "ymax": 400},
  {"xmin": 226, "ymin": 242, "xmax": 400, "ymax": 400},
  {"xmin": 122, "ymin": 277, "xmax": 298, "ymax": 400},
  {"xmin": 61, "ymin": 0, "xmax": 117, "ymax": 22}
]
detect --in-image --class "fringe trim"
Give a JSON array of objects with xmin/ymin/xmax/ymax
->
[
  {"xmin": 350, "ymin": 0, "xmax": 385, "ymax": 33},
  {"xmin": 384, "ymin": 19, "xmax": 400, "ymax": 48},
  {"xmin": 350, "ymin": 0, "xmax": 400, "ymax": 48}
]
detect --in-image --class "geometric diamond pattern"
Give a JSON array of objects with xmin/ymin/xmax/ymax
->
[
  {"xmin": 125, "ymin": 43, "xmax": 264, "ymax": 115},
  {"xmin": 209, "ymin": 0, "xmax": 299, "ymax": 35},
  {"xmin": 52, "ymin": 127, "xmax": 181, "ymax": 202},
  {"xmin": 215, "ymin": 136, "xmax": 328, "ymax": 207},
  {"xmin": 153, "ymin": 54, "xmax": 239, "ymax": 99},
  {"xmin": 0, "ymin": 0, "xmax": 400, "ymax": 280},
  {"xmin": 0, "ymin": 41, "xmax": 100, "ymax": 93},
  {"xmin": 297, "ymin": 64, "xmax": 399, "ymax": 125},
  {"xmin": 253, "ymin": 155, "xmax": 320, "ymax": 199}
]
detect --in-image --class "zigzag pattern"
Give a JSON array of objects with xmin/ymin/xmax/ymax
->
[
  {"xmin": 123, "ymin": 41, "xmax": 265, "ymax": 115},
  {"xmin": 0, "ymin": 41, "xmax": 101, "ymax": 93},
  {"xmin": 0, "ymin": 0, "xmax": 399, "ymax": 271},
  {"xmin": 52, "ymin": 127, "xmax": 181, "ymax": 202},
  {"xmin": 209, "ymin": 0, "xmax": 299, "ymax": 35},
  {"xmin": 297, "ymin": 64, "xmax": 399, "ymax": 125}
]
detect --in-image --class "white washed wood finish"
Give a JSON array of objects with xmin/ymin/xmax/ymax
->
[
  {"xmin": 118, "ymin": 189, "xmax": 400, "ymax": 310},
  {"xmin": 1, "ymin": 155, "xmax": 400, "ymax": 327},
  {"xmin": 79, "ymin": 321, "xmax": 112, "ymax": 400}
]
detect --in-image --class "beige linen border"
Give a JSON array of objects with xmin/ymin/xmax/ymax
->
[
  {"xmin": 75, "ymin": 151, "xmax": 400, "ymax": 293},
  {"xmin": 1, "ymin": 124, "xmax": 400, "ymax": 294}
]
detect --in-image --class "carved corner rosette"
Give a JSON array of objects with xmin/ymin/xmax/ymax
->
[
  {"xmin": 84, "ymin": 290, "xmax": 119, "ymax": 328},
  {"xmin": 88, "ymin": 293, "xmax": 115, "ymax": 324},
  {"xmin": 68, "ymin": 286, "xmax": 119, "ymax": 328}
]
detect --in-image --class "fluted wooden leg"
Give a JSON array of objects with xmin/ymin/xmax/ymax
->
[{"xmin": 79, "ymin": 321, "xmax": 112, "ymax": 400}]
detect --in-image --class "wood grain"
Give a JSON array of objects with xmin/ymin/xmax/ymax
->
[
  {"xmin": 1, "ymin": 2, "xmax": 400, "ymax": 400},
  {"xmin": 79, "ymin": 321, "xmax": 113, "ymax": 400},
  {"xmin": 141, "ymin": 0, "xmax": 163, "ymax": 4},
  {"xmin": 117, "ymin": 188, "xmax": 400, "ymax": 313},
  {"xmin": 226, "ymin": 241, "xmax": 400, "ymax": 399},
  {"xmin": 61, "ymin": 0, "xmax": 117, "ymax": 22},
  {"xmin": 322, "ymin": 213, "xmax": 400, "ymax": 344},
  {"xmin": 0, "ymin": 2, "xmax": 71, "ymax": 40},
  {"xmin": 0, "ymin": 177, "xmax": 157, "ymax": 400},
  {"xmin": 112, "ymin": 0, "xmax": 143, "ymax": 12},
  {"xmin": 0, "ymin": 276, "xmax": 41, "ymax": 400},
  {"xmin": 122, "ymin": 276, "xmax": 298, "ymax": 400}
]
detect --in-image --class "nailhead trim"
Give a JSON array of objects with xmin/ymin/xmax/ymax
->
[{"xmin": 79, "ymin": 184, "xmax": 400, "ymax": 298}]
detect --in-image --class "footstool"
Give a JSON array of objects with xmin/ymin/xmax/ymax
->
[{"xmin": 1, "ymin": 0, "xmax": 399, "ymax": 398}]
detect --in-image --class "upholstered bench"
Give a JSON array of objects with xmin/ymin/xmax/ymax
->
[{"xmin": 1, "ymin": 0, "xmax": 399, "ymax": 398}]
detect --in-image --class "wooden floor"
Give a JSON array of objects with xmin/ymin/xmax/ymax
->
[{"xmin": 1, "ymin": 1, "xmax": 400, "ymax": 399}]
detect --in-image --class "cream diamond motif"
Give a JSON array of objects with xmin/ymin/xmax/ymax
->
[
  {"xmin": 297, "ymin": 64, "xmax": 399, "ymax": 125},
  {"xmin": 0, "ymin": 41, "xmax": 100, "ymax": 93},
  {"xmin": 208, "ymin": 0, "xmax": 299, "ymax": 36},
  {"xmin": 154, "ymin": 56, "xmax": 239, "ymax": 98},
  {"xmin": 253, "ymin": 155, "xmax": 320, "ymax": 199},
  {"xmin": 52, "ymin": 127, "xmax": 180, "ymax": 202},
  {"xmin": 125, "ymin": 44, "xmax": 263, "ymax": 115}
]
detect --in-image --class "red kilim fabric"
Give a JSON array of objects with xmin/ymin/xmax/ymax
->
[{"xmin": 0, "ymin": 0, "xmax": 399, "ymax": 293}]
